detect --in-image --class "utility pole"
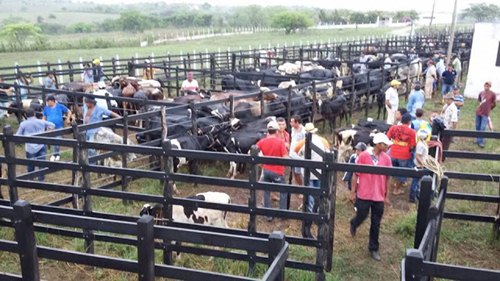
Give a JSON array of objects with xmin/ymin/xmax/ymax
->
[
  {"xmin": 428, "ymin": 0, "xmax": 437, "ymax": 34},
  {"xmin": 446, "ymin": 0, "xmax": 459, "ymax": 66}
]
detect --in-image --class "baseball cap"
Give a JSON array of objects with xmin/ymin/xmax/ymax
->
[
  {"xmin": 417, "ymin": 130, "xmax": 429, "ymax": 140},
  {"xmin": 390, "ymin": 79, "xmax": 401, "ymax": 86},
  {"xmin": 354, "ymin": 142, "xmax": 367, "ymax": 151},
  {"xmin": 443, "ymin": 93, "xmax": 454, "ymax": 100},
  {"xmin": 267, "ymin": 120, "xmax": 279, "ymax": 130},
  {"xmin": 373, "ymin": 133, "xmax": 393, "ymax": 146}
]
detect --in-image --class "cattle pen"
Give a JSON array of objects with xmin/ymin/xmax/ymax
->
[{"xmin": 0, "ymin": 29, "xmax": 498, "ymax": 280}]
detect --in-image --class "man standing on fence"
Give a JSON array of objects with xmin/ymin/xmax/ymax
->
[
  {"xmin": 256, "ymin": 120, "xmax": 288, "ymax": 222},
  {"xmin": 474, "ymin": 81, "xmax": 496, "ymax": 148},
  {"xmin": 43, "ymin": 96, "xmax": 71, "ymax": 161},
  {"xmin": 16, "ymin": 108, "xmax": 55, "ymax": 181},
  {"xmin": 350, "ymin": 133, "xmax": 392, "ymax": 261}
]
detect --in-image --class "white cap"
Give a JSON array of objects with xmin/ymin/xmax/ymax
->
[
  {"xmin": 97, "ymin": 81, "xmax": 106, "ymax": 89},
  {"xmin": 372, "ymin": 133, "xmax": 393, "ymax": 146},
  {"xmin": 267, "ymin": 120, "xmax": 279, "ymax": 130}
]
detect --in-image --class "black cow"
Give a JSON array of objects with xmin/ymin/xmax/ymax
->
[
  {"xmin": 221, "ymin": 75, "xmax": 260, "ymax": 91},
  {"xmin": 320, "ymin": 91, "xmax": 348, "ymax": 132}
]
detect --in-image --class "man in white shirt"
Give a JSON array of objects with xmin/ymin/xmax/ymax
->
[
  {"xmin": 452, "ymin": 55, "xmax": 462, "ymax": 84},
  {"xmin": 180, "ymin": 72, "xmax": 199, "ymax": 94},
  {"xmin": 385, "ymin": 79, "xmax": 401, "ymax": 125},
  {"xmin": 424, "ymin": 60, "xmax": 437, "ymax": 100},
  {"xmin": 440, "ymin": 93, "xmax": 458, "ymax": 160},
  {"xmin": 289, "ymin": 115, "xmax": 306, "ymax": 186}
]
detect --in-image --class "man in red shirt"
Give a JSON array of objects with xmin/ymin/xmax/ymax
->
[
  {"xmin": 256, "ymin": 120, "xmax": 288, "ymax": 222},
  {"xmin": 475, "ymin": 81, "xmax": 496, "ymax": 148},
  {"xmin": 386, "ymin": 113, "xmax": 416, "ymax": 195},
  {"xmin": 349, "ymin": 133, "xmax": 392, "ymax": 261}
]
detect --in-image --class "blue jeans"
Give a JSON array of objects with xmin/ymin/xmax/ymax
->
[
  {"xmin": 51, "ymin": 135, "xmax": 62, "ymax": 157},
  {"xmin": 26, "ymin": 146, "xmax": 46, "ymax": 181},
  {"xmin": 307, "ymin": 179, "xmax": 320, "ymax": 213},
  {"xmin": 391, "ymin": 158, "xmax": 414, "ymax": 183},
  {"xmin": 475, "ymin": 115, "xmax": 488, "ymax": 145},
  {"xmin": 261, "ymin": 170, "xmax": 287, "ymax": 212},
  {"xmin": 86, "ymin": 132, "xmax": 97, "ymax": 164},
  {"xmin": 441, "ymin": 83, "xmax": 453, "ymax": 95},
  {"xmin": 409, "ymin": 169, "xmax": 424, "ymax": 201}
]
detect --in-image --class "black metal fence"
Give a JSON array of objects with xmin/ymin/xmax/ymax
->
[
  {"xmin": 0, "ymin": 200, "xmax": 289, "ymax": 281},
  {"xmin": 401, "ymin": 129, "xmax": 500, "ymax": 281}
]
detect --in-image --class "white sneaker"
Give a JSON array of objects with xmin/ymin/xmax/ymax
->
[
  {"xmin": 55, "ymin": 156, "xmax": 60, "ymax": 161},
  {"xmin": 50, "ymin": 155, "xmax": 55, "ymax": 162}
]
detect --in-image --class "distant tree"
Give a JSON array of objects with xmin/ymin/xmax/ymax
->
[
  {"xmin": 117, "ymin": 11, "xmax": 151, "ymax": 33},
  {"xmin": 366, "ymin": 10, "xmax": 384, "ymax": 23},
  {"xmin": 69, "ymin": 22, "xmax": 93, "ymax": 33},
  {"xmin": 48, "ymin": 14, "xmax": 56, "ymax": 19},
  {"xmin": 460, "ymin": 3, "xmax": 500, "ymax": 22},
  {"xmin": 2, "ymin": 16, "xmax": 27, "ymax": 25},
  {"xmin": 394, "ymin": 10, "xmax": 419, "ymax": 22},
  {"xmin": 0, "ymin": 22, "xmax": 42, "ymax": 50},
  {"xmin": 37, "ymin": 16, "xmax": 44, "ymax": 24},
  {"xmin": 350, "ymin": 12, "xmax": 366, "ymax": 24},
  {"xmin": 271, "ymin": 11, "xmax": 313, "ymax": 34}
]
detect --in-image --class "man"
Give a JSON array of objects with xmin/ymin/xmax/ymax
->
[
  {"xmin": 43, "ymin": 71, "xmax": 57, "ymax": 94},
  {"xmin": 475, "ymin": 81, "xmax": 496, "ymax": 148},
  {"xmin": 385, "ymin": 79, "xmax": 401, "ymax": 125},
  {"xmin": 409, "ymin": 130, "xmax": 430, "ymax": 203},
  {"xmin": 294, "ymin": 122, "xmax": 330, "ymax": 238},
  {"xmin": 406, "ymin": 82, "xmax": 425, "ymax": 118},
  {"xmin": 386, "ymin": 113, "xmax": 416, "ymax": 195},
  {"xmin": 289, "ymin": 115, "xmax": 305, "ymax": 186},
  {"xmin": 343, "ymin": 142, "xmax": 367, "ymax": 190},
  {"xmin": 43, "ymin": 96, "xmax": 71, "ymax": 161},
  {"xmin": 256, "ymin": 120, "xmax": 288, "ymax": 222},
  {"xmin": 441, "ymin": 64, "xmax": 457, "ymax": 99},
  {"xmin": 440, "ymin": 93, "xmax": 458, "ymax": 158},
  {"xmin": 92, "ymin": 58, "xmax": 104, "ymax": 82},
  {"xmin": 394, "ymin": 107, "xmax": 408, "ymax": 125},
  {"xmin": 276, "ymin": 117, "xmax": 290, "ymax": 150},
  {"xmin": 452, "ymin": 54, "xmax": 462, "ymax": 84},
  {"xmin": 452, "ymin": 85, "xmax": 464, "ymax": 119},
  {"xmin": 16, "ymin": 109, "xmax": 55, "ymax": 181},
  {"xmin": 424, "ymin": 60, "xmax": 437, "ymax": 100},
  {"xmin": 350, "ymin": 133, "xmax": 393, "ymax": 261},
  {"xmin": 180, "ymin": 72, "xmax": 199, "ymax": 94},
  {"xmin": 83, "ymin": 96, "xmax": 120, "ymax": 161},
  {"xmin": 0, "ymin": 76, "xmax": 14, "ymax": 119},
  {"xmin": 411, "ymin": 109, "xmax": 432, "ymax": 141},
  {"xmin": 94, "ymin": 81, "xmax": 118, "ymax": 113}
]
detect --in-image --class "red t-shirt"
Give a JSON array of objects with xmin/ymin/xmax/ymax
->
[
  {"xmin": 476, "ymin": 90, "xmax": 496, "ymax": 116},
  {"xmin": 387, "ymin": 125, "xmax": 416, "ymax": 160},
  {"xmin": 355, "ymin": 151, "xmax": 392, "ymax": 202},
  {"xmin": 256, "ymin": 136, "xmax": 287, "ymax": 175}
]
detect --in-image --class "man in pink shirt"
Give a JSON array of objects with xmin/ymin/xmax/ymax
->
[{"xmin": 349, "ymin": 133, "xmax": 392, "ymax": 261}]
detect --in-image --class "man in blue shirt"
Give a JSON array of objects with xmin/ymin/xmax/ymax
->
[
  {"xmin": 406, "ymin": 82, "xmax": 425, "ymax": 118},
  {"xmin": 43, "ymin": 96, "xmax": 71, "ymax": 161},
  {"xmin": 83, "ymin": 96, "xmax": 120, "ymax": 162},
  {"xmin": 441, "ymin": 64, "xmax": 457, "ymax": 97},
  {"xmin": 16, "ymin": 108, "xmax": 55, "ymax": 181}
]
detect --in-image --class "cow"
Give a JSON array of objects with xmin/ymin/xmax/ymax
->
[
  {"xmin": 319, "ymin": 90, "xmax": 348, "ymax": 133},
  {"xmin": 92, "ymin": 127, "xmax": 137, "ymax": 168},
  {"xmin": 8, "ymin": 99, "xmax": 43, "ymax": 121},
  {"xmin": 221, "ymin": 75, "xmax": 260, "ymax": 91},
  {"xmin": 139, "ymin": 191, "xmax": 231, "ymax": 227}
]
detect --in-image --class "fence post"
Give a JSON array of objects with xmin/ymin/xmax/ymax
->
[
  {"xmin": 121, "ymin": 112, "xmax": 131, "ymax": 205},
  {"xmin": 71, "ymin": 122, "xmax": 79, "ymax": 208},
  {"xmin": 268, "ymin": 231, "xmax": 285, "ymax": 281},
  {"xmin": 286, "ymin": 86, "xmax": 292, "ymax": 122},
  {"xmin": 137, "ymin": 215, "xmax": 155, "ymax": 281},
  {"xmin": 325, "ymin": 150, "xmax": 337, "ymax": 272},
  {"xmin": 161, "ymin": 139, "xmax": 174, "ymax": 265},
  {"xmin": 404, "ymin": 249, "xmax": 424, "ymax": 281},
  {"xmin": 77, "ymin": 132, "xmax": 94, "ymax": 254},
  {"xmin": 431, "ymin": 177, "xmax": 448, "ymax": 263},
  {"xmin": 2, "ymin": 126, "xmax": 18, "ymax": 203},
  {"xmin": 247, "ymin": 145, "xmax": 259, "ymax": 275},
  {"xmin": 365, "ymin": 71, "xmax": 370, "ymax": 118},
  {"xmin": 175, "ymin": 66, "xmax": 180, "ymax": 97},
  {"xmin": 311, "ymin": 81, "xmax": 317, "ymax": 123},
  {"xmin": 13, "ymin": 83, "xmax": 22, "ymax": 124},
  {"xmin": 13, "ymin": 200, "xmax": 40, "ymax": 281},
  {"xmin": 229, "ymin": 95, "xmax": 235, "ymax": 119},
  {"xmin": 414, "ymin": 175, "xmax": 433, "ymax": 248},
  {"xmin": 67, "ymin": 61, "xmax": 74, "ymax": 82}
]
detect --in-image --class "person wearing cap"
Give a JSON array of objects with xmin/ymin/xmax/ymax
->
[
  {"xmin": 386, "ymin": 113, "xmax": 416, "ymax": 195},
  {"xmin": 93, "ymin": 81, "xmax": 117, "ymax": 113},
  {"xmin": 180, "ymin": 72, "xmax": 199, "ymax": 94},
  {"xmin": 289, "ymin": 115, "xmax": 306, "ymax": 186},
  {"xmin": 43, "ymin": 96, "xmax": 71, "ymax": 161},
  {"xmin": 342, "ymin": 142, "xmax": 367, "ymax": 191},
  {"xmin": 424, "ymin": 60, "xmax": 437, "ymax": 99},
  {"xmin": 349, "ymin": 132, "xmax": 392, "ymax": 261},
  {"xmin": 92, "ymin": 58, "xmax": 104, "ymax": 82},
  {"xmin": 452, "ymin": 85, "xmax": 464, "ymax": 119},
  {"xmin": 475, "ymin": 81, "xmax": 496, "ymax": 148},
  {"xmin": 441, "ymin": 64, "xmax": 457, "ymax": 98},
  {"xmin": 16, "ymin": 108, "xmax": 55, "ymax": 181},
  {"xmin": 294, "ymin": 122, "xmax": 330, "ymax": 238},
  {"xmin": 143, "ymin": 59, "xmax": 155, "ymax": 80},
  {"xmin": 385, "ymin": 79, "xmax": 401, "ymax": 125},
  {"xmin": 409, "ymin": 129, "xmax": 430, "ymax": 202},
  {"xmin": 256, "ymin": 120, "xmax": 289, "ymax": 221},
  {"xmin": 406, "ymin": 81, "xmax": 425, "ymax": 118}
]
